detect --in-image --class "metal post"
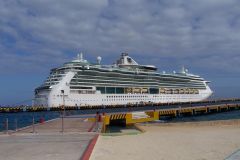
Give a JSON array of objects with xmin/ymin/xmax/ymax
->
[
  {"xmin": 5, "ymin": 118, "xmax": 8, "ymax": 134},
  {"xmin": 61, "ymin": 90, "xmax": 65, "ymax": 133},
  {"xmin": 96, "ymin": 112, "xmax": 99, "ymax": 132},
  {"xmin": 15, "ymin": 118, "xmax": 18, "ymax": 131},
  {"xmin": 63, "ymin": 95, "xmax": 65, "ymax": 117},
  {"xmin": 61, "ymin": 114, "xmax": 64, "ymax": 133},
  {"xmin": 32, "ymin": 116, "xmax": 35, "ymax": 133},
  {"xmin": 178, "ymin": 106, "xmax": 182, "ymax": 117}
]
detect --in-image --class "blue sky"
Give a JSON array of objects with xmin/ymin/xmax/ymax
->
[{"xmin": 0, "ymin": 0, "xmax": 240, "ymax": 105}]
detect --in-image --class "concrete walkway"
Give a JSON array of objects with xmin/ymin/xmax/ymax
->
[
  {"xmin": 0, "ymin": 133, "xmax": 95, "ymax": 160},
  {"xmin": 0, "ymin": 117, "xmax": 98, "ymax": 160},
  {"xmin": 16, "ymin": 117, "xmax": 94, "ymax": 133},
  {"xmin": 91, "ymin": 120, "xmax": 240, "ymax": 160},
  {"xmin": 225, "ymin": 149, "xmax": 240, "ymax": 160}
]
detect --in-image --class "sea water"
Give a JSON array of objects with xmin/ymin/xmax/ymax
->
[
  {"xmin": 0, "ymin": 111, "xmax": 61, "ymax": 132},
  {"xmin": 0, "ymin": 109, "xmax": 104, "ymax": 132}
]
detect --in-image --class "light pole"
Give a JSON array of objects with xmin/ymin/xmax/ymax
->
[
  {"xmin": 32, "ymin": 98, "xmax": 35, "ymax": 133},
  {"xmin": 61, "ymin": 90, "xmax": 65, "ymax": 116},
  {"xmin": 61, "ymin": 90, "xmax": 65, "ymax": 133}
]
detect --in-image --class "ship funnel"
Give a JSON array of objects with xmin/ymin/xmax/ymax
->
[
  {"xmin": 181, "ymin": 66, "xmax": 185, "ymax": 73},
  {"xmin": 180, "ymin": 66, "xmax": 189, "ymax": 74},
  {"xmin": 97, "ymin": 56, "xmax": 102, "ymax": 64},
  {"xmin": 76, "ymin": 52, "xmax": 84, "ymax": 62}
]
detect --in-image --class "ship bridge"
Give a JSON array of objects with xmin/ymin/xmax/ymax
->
[{"xmin": 116, "ymin": 53, "xmax": 158, "ymax": 72}]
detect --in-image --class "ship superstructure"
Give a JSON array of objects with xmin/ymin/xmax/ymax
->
[{"xmin": 34, "ymin": 53, "xmax": 212, "ymax": 107}]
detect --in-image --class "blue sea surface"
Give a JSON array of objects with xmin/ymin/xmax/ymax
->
[
  {"xmin": 0, "ymin": 111, "xmax": 61, "ymax": 132},
  {"xmin": 0, "ymin": 109, "xmax": 101, "ymax": 132}
]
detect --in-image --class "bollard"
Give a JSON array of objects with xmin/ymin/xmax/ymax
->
[
  {"xmin": 39, "ymin": 117, "xmax": 44, "ymax": 124},
  {"xmin": 98, "ymin": 113, "xmax": 102, "ymax": 122}
]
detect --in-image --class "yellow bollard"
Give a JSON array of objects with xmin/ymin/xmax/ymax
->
[
  {"xmin": 126, "ymin": 113, "xmax": 133, "ymax": 124},
  {"xmin": 153, "ymin": 111, "xmax": 159, "ymax": 120}
]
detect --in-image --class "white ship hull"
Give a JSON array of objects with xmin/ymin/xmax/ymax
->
[
  {"xmin": 35, "ymin": 92, "xmax": 212, "ymax": 107},
  {"xmin": 34, "ymin": 72, "xmax": 212, "ymax": 107}
]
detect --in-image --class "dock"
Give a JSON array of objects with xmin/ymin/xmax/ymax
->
[
  {"xmin": 89, "ymin": 103, "xmax": 240, "ymax": 133},
  {"xmin": 1, "ymin": 99, "xmax": 240, "ymax": 160},
  {"xmin": 1, "ymin": 98, "xmax": 240, "ymax": 113},
  {"xmin": 0, "ymin": 116, "xmax": 100, "ymax": 160}
]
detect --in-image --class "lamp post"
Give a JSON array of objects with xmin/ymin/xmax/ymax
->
[
  {"xmin": 32, "ymin": 98, "xmax": 35, "ymax": 133},
  {"xmin": 61, "ymin": 90, "xmax": 65, "ymax": 133},
  {"xmin": 61, "ymin": 90, "xmax": 66, "ymax": 116}
]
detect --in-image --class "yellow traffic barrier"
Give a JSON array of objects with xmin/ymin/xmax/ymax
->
[
  {"xmin": 110, "ymin": 114, "xmax": 126, "ymax": 120},
  {"xmin": 194, "ymin": 106, "xmax": 208, "ymax": 113},
  {"xmin": 101, "ymin": 115, "xmax": 110, "ymax": 133},
  {"xmin": 145, "ymin": 111, "xmax": 154, "ymax": 117},
  {"xmin": 98, "ymin": 103, "xmax": 240, "ymax": 133},
  {"xmin": 104, "ymin": 115, "xmax": 110, "ymax": 126},
  {"xmin": 126, "ymin": 111, "xmax": 159, "ymax": 124},
  {"xmin": 227, "ymin": 104, "xmax": 238, "ymax": 110},
  {"xmin": 218, "ymin": 105, "xmax": 229, "ymax": 111},
  {"xmin": 179, "ymin": 108, "xmax": 194, "ymax": 115},
  {"xmin": 159, "ymin": 110, "xmax": 177, "ymax": 117},
  {"xmin": 99, "ymin": 111, "xmax": 160, "ymax": 131},
  {"xmin": 208, "ymin": 105, "xmax": 219, "ymax": 112},
  {"xmin": 125, "ymin": 113, "xmax": 133, "ymax": 124}
]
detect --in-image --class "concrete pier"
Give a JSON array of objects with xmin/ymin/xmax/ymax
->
[
  {"xmin": 16, "ymin": 117, "xmax": 94, "ymax": 134},
  {"xmin": 89, "ymin": 103, "xmax": 240, "ymax": 133},
  {"xmin": 0, "ymin": 117, "xmax": 99, "ymax": 160},
  {"xmin": 0, "ymin": 133, "xmax": 95, "ymax": 160}
]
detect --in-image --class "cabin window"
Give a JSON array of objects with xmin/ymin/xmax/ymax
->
[
  {"xmin": 149, "ymin": 88, "xmax": 159, "ymax": 94},
  {"xmin": 116, "ymin": 88, "xmax": 124, "ymax": 94},
  {"xmin": 106, "ymin": 87, "xmax": 115, "ymax": 94},
  {"xmin": 127, "ymin": 57, "xmax": 132, "ymax": 63},
  {"xmin": 96, "ymin": 87, "xmax": 106, "ymax": 94}
]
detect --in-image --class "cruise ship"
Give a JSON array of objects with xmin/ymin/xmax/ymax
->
[{"xmin": 34, "ymin": 53, "xmax": 212, "ymax": 107}]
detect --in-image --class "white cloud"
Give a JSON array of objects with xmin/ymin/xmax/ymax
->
[{"xmin": 0, "ymin": 0, "xmax": 240, "ymax": 75}]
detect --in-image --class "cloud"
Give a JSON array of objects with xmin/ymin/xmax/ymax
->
[{"xmin": 0, "ymin": 0, "xmax": 240, "ymax": 76}]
